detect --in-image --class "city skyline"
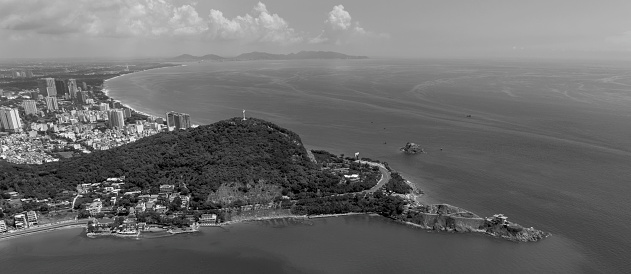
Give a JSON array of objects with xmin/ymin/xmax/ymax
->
[{"xmin": 2, "ymin": 0, "xmax": 631, "ymax": 60}]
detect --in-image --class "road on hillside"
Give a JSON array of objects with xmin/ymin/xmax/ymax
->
[{"xmin": 357, "ymin": 161, "xmax": 391, "ymax": 193}]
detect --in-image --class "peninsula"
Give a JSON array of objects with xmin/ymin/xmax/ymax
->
[{"xmin": 1, "ymin": 117, "xmax": 548, "ymax": 242}]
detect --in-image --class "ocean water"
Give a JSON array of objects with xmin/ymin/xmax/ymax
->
[
  {"xmin": 0, "ymin": 216, "xmax": 590, "ymax": 273},
  {"xmin": 6, "ymin": 58, "xmax": 631, "ymax": 273}
]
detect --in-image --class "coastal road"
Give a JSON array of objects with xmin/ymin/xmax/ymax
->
[
  {"xmin": 357, "ymin": 160, "xmax": 391, "ymax": 193},
  {"xmin": 0, "ymin": 219, "xmax": 90, "ymax": 241}
]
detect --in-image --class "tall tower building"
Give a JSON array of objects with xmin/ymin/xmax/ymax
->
[
  {"xmin": 45, "ymin": 96, "xmax": 58, "ymax": 111},
  {"xmin": 67, "ymin": 79, "xmax": 78, "ymax": 99},
  {"xmin": 175, "ymin": 113, "xmax": 191, "ymax": 130},
  {"xmin": 38, "ymin": 78, "xmax": 57, "ymax": 97},
  {"xmin": 166, "ymin": 111, "xmax": 191, "ymax": 131},
  {"xmin": 54, "ymin": 79, "xmax": 68, "ymax": 97},
  {"xmin": 166, "ymin": 112, "xmax": 175, "ymax": 130},
  {"xmin": 108, "ymin": 109, "xmax": 125, "ymax": 129},
  {"xmin": 76, "ymin": 91, "xmax": 89, "ymax": 105},
  {"xmin": 0, "ymin": 107, "xmax": 22, "ymax": 132},
  {"xmin": 22, "ymin": 100, "xmax": 38, "ymax": 115}
]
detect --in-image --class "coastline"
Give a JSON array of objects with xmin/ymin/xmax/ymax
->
[
  {"xmin": 102, "ymin": 64, "xmax": 188, "ymax": 119},
  {"xmin": 0, "ymin": 62, "xmax": 547, "ymax": 244},
  {"xmin": 0, "ymin": 221, "xmax": 87, "ymax": 241}
]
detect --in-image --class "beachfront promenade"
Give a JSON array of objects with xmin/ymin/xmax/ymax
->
[{"xmin": 0, "ymin": 219, "xmax": 90, "ymax": 241}]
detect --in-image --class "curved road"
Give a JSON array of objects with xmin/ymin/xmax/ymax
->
[{"xmin": 357, "ymin": 160, "xmax": 391, "ymax": 193}]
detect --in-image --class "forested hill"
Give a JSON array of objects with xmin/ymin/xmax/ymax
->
[{"xmin": 0, "ymin": 117, "xmax": 344, "ymax": 204}]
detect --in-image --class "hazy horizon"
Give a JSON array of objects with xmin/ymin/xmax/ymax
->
[{"xmin": 2, "ymin": 0, "xmax": 631, "ymax": 60}]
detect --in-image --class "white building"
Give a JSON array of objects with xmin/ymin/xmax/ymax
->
[{"xmin": 0, "ymin": 107, "xmax": 22, "ymax": 132}]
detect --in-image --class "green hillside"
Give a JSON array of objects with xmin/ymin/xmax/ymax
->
[{"xmin": 0, "ymin": 118, "xmax": 371, "ymax": 208}]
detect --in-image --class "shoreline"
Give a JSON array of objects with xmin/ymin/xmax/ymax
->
[
  {"xmin": 102, "ymin": 64, "xmax": 187, "ymax": 119},
  {"xmin": 0, "ymin": 222, "xmax": 86, "ymax": 241},
  {"xmin": 0, "ymin": 63, "xmax": 547, "ymax": 244}
]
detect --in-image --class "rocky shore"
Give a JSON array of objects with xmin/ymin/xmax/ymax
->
[{"xmin": 399, "ymin": 203, "xmax": 549, "ymax": 242}]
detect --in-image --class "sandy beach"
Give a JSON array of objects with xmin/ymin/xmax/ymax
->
[{"xmin": 102, "ymin": 64, "xmax": 187, "ymax": 119}]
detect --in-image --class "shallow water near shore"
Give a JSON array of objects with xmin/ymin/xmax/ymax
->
[
  {"xmin": 17, "ymin": 58, "xmax": 630, "ymax": 272},
  {"xmin": 0, "ymin": 215, "xmax": 588, "ymax": 273}
]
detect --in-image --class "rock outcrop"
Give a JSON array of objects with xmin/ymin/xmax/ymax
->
[
  {"xmin": 400, "ymin": 142, "xmax": 424, "ymax": 154},
  {"xmin": 402, "ymin": 204, "xmax": 550, "ymax": 242}
]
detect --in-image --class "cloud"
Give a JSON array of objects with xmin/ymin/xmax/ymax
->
[
  {"xmin": 0, "ymin": 0, "xmax": 208, "ymax": 38},
  {"xmin": 207, "ymin": 2, "xmax": 302, "ymax": 44},
  {"xmin": 0, "ymin": 1, "xmax": 384, "ymax": 47},
  {"xmin": 310, "ymin": 5, "xmax": 387, "ymax": 45},
  {"xmin": 327, "ymin": 5, "xmax": 352, "ymax": 31}
]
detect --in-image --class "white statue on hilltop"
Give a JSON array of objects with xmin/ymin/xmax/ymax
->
[{"xmin": 242, "ymin": 109, "xmax": 247, "ymax": 120}]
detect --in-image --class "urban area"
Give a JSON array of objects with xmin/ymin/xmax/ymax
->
[{"xmin": 0, "ymin": 61, "xmax": 208, "ymax": 237}]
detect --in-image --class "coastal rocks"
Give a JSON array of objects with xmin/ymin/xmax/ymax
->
[
  {"xmin": 401, "ymin": 204, "xmax": 549, "ymax": 242},
  {"xmin": 400, "ymin": 142, "xmax": 424, "ymax": 154}
]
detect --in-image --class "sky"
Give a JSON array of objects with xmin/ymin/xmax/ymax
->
[{"xmin": 1, "ymin": 0, "xmax": 631, "ymax": 59}]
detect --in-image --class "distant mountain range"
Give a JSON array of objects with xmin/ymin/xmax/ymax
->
[{"xmin": 167, "ymin": 51, "xmax": 368, "ymax": 62}]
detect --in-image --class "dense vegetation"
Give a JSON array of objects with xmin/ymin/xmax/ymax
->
[
  {"xmin": 384, "ymin": 173, "xmax": 413, "ymax": 194},
  {"xmin": 0, "ymin": 117, "xmax": 373, "ymax": 208},
  {"xmin": 292, "ymin": 191, "xmax": 407, "ymax": 217}
]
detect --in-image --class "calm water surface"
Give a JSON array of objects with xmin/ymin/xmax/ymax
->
[
  {"xmin": 0, "ymin": 216, "xmax": 588, "ymax": 273},
  {"xmin": 7, "ymin": 59, "xmax": 630, "ymax": 273}
]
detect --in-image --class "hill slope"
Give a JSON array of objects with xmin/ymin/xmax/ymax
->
[
  {"xmin": 0, "ymin": 118, "xmax": 352, "ymax": 207},
  {"xmin": 167, "ymin": 51, "xmax": 368, "ymax": 62},
  {"xmin": 235, "ymin": 51, "xmax": 368, "ymax": 60}
]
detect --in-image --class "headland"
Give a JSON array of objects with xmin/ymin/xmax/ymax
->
[{"xmin": 0, "ymin": 64, "xmax": 548, "ymax": 243}]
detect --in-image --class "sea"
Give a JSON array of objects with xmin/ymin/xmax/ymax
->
[{"xmin": 2, "ymin": 58, "xmax": 630, "ymax": 273}]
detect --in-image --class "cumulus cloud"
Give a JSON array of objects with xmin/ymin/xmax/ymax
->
[
  {"xmin": 310, "ymin": 5, "xmax": 387, "ymax": 45},
  {"xmin": 0, "ymin": 1, "xmax": 385, "ymax": 46},
  {"xmin": 0, "ymin": 0, "xmax": 208, "ymax": 38},
  {"xmin": 207, "ymin": 2, "xmax": 302, "ymax": 44},
  {"xmin": 327, "ymin": 5, "xmax": 352, "ymax": 31}
]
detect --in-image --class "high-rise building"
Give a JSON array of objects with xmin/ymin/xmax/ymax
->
[
  {"xmin": 109, "ymin": 101, "xmax": 122, "ymax": 109},
  {"xmin": 108, "ymin": 109, "xmax": 125, "ymax": 129},
  {"xmin": 166, "ymin": 112, "xmax": 175, "ymax": 129},
  {"xmin": 123, "ymin": 108, "xmax": 131, "ymax": 118},
  {"xmin": 55, "ymin": 79, "xmax": 68, "ymax": 97},
  {"xmin": 67, "ymin": 79, "xmax": 78, "ymax": 99},
  {"xmin": 166, "ymin": 111, "xmax": 191, "ymax": 131},
  {"xmin": 99, "ymin": 103, "xmax": 109, "ymax": 111},
  {"xmin": 22, "ymin": 100, "xmax": 38, "ymax": 115},
  {"xmin": 176, "ymin": 113, "xmax": 190, "ymax": 130},
  {"xmin": 82, "ymin": 82, "xmax": 88, "ymax": 91},
  {"xmin": 0, "ymin": 107, "xmax": 22, "ymax": 132},
  {"xmin": 38, "ymin": 78, "xmax": 57, "ymax": 97},
  {"xmin": 30, "ymin": 91, "xmax": 40, "ymax": 99},
  {"xmin": 77, "ymin": 91, "xmax": 89, "ymax": 105},
  {"xmin": 25, "ymin": 70, "xmax": 33, "ymax": 78},
  {"xmin": 45, "ymin": 96, "xmax": 58, "ymax": 111}
]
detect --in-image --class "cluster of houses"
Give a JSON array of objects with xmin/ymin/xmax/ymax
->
[
  {"xmin": 0, "ymin": 210, "xmax": 38, "ymax": 231},
  {"xmin": 218, "ymin": 201, "xmax": 281, "ymax": 214},
  {"xmin": 321, "ymin": 162, "xmax": 362, "ymax": 183},
  {"xmin": 0, "ymin": 213, "xmax": 37, "ymax": 233},
  {"xmin": 77, "ymin": 177, "xmax": 192, "ymax": 217},
  {"xmin": 1, "ymin": 189, "xmax": 75, "ymax": 233}
]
